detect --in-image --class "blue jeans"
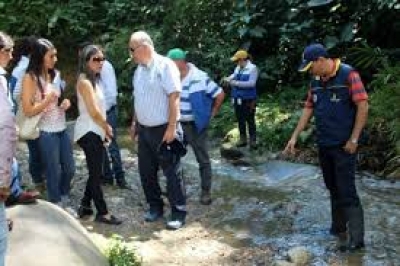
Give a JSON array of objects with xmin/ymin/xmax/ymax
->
[
  {"xmin": 26, "ymin": 138, "xmax": 44, "ymax": 185},
  {"xmin": 10, "ymin": 158, "xmax": 22, "ymax": 198},
  {"xmin": 0, "ymin": 203, "xmax": 7, "ymax": 266},
  {"xmin": 39, "ymin": 130, "xmax": 75, "ymax": 203},
  {"xmin": 103, "ymin": 106, "xmax": 125, "ymax": 181}
]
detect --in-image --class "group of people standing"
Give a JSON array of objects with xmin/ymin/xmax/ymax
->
[{"xmin": 0, "ymin": 28, "xmax": 368, "ymax": 265}]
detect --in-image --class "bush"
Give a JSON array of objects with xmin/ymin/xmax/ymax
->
[
  {"xmin": 105, "ymin": 235, "xmax": 142, "ymax": 266},
  {"xmin": 210, "ymin": 86, "xmax": 313, "ymax": 150}
]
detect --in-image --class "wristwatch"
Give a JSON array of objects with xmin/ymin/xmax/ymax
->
[{"xmin": 350, "ymin": 138, "xmax": 358, "ymax": 144}]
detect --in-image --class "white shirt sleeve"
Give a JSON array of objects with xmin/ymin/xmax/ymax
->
[
  {"xmin": 161, "ymin": 59, "xmax": 182, "ymax": 95},
  {"xmin": 234, "ymin": 65, "xmax": 258, "ymax": 88},
  {"xmin": 100, "ymin": 60, "xmax": 118, "ymax": 111}
]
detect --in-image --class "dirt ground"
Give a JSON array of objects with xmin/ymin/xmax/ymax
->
[{"xmin": 16, "ymin": 143, "xmax": 275, "ymax": 266}]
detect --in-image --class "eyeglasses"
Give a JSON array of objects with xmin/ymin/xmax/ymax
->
[
  {"xmin": 129, "ymin": 44, "xmax": 143, "ymax": 53},
  {"xmin": 92, "ymin": 57, "xmax": 106, "ymax": 62},
  {"xmin": 1, "ymin": 47, "xmax": 13, "ymax": 53}
]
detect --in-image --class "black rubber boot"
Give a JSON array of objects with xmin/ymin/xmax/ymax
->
[{"xmin": 342, "ymin": 205, "xmax": 365, "ymax": 252}]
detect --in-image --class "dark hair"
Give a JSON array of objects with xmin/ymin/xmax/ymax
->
[
  {"xmin": 26, "ymin": 38, "xmax": 56, "ymax": 94},
  {"xmin": 78, "ymin": 41, "xmax": 93, "ymax": 51},
  {"xmin": 77, "ymin": 44, "xmax": 102, "ymax": 89},
  {"xmin": 13, "ymin": 36, "xmax": 36, "ymax": 60}
]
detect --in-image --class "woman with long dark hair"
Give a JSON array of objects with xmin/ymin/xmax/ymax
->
[
  {"xmin": 74, "ymin": 44, "xmax": 121, "ymax": 225},
  {"xmin": 21, "ymin": 38, "xmax": 75, "ymax": 207}
]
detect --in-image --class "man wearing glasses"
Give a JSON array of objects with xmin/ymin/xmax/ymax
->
[
  {"xmin": 284, "ymin": 43, "xmax": 368, "ymax": 252},
  {"xmin": 129, "ymin": 31, "xmax": 186, "ymax": 230}
]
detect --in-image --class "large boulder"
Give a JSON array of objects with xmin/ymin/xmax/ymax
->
[{"xmin": 6, "ymin": 200, "xmax": 108, "ymax": 266}]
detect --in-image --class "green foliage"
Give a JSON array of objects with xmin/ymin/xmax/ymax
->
[
  {"xmin": 349, "ymin": 41, "xmax": 389, "ymax": 70},
  {"xmin": 369, "ymin": 63, "xmax": 400, "ymax": 141},
  {"xmin": 105, "ymin": 235, "xmax": 142, "ymax": 266},
  {"xmin": 1, "ymin": 0, "xmax": 400, "ymax": 148},
  {"xmin": 210, "ymin": 87, "xmax": 312, "ymax": 150}
]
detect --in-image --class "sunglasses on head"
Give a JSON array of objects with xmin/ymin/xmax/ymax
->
[{"xmin": 92, "ymin": 57, "xmax": 105, "ymax": 62}]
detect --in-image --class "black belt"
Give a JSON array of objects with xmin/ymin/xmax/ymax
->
[
  {"xmin": 180, "ymin": 121, "xmax": 194, "ymax": 126},
  {"xmin": 138, "ymin": 123, "xmax": 167, "ymax": 130}
]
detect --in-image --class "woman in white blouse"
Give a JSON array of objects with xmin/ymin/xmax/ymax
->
[{"xmin": 74, "ymin": 44, "xmax": 121, "ymax": 225}]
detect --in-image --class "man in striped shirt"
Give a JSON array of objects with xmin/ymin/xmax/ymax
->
[
  {"xmin": 284, "ymin": 43, "xmax": 368, "ymax": 252},
  {"xmin": 167, "ymin": 48, "xmax": 225, "ymax": 205}
]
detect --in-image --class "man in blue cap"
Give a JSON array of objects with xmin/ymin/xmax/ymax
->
[
  {"xmin": 167, "ymin": 48, "xmax": 225, "ymax": 205},
  {"xmin": 284, "ymin": 43, "xmax": 368, "ymax": 252}
]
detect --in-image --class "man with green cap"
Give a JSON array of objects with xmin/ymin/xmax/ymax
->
[{"xmin": 167, "ymin": 48, "xmax": 225, "ymax": 205}]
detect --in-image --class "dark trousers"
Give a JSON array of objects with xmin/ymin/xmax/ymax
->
[
  {"xmin": 26, "ymin": 138, "xmax": 44, "ymax": 185},
  {"xmin": 138, "ymin": 124, "xmax": 186, "ymax": 214},
  {"xmin": 319, "ymin": 146, "xmax": 364, "ymax": 242},
  {"xmin": 234, "ymin": 99, "xmax": 256, "ymax": 142},
  {"xmin": 103, "ymin": 106, "xmax": 125, "ymax": 182},
  {"xmin": 182, "ymin": 122, "xmax": 212, "ymax": 192},
  {"xmin": 77, "ymin": 132, "xmax": 108, "ymax": 215}
]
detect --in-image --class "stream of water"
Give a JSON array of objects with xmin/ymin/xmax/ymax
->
[{"xmin": 183, "ymin": 147, "xmax": 400, "ymax": 266}]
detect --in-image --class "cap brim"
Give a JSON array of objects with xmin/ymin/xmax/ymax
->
[
  {"xmin": 298, "ymin": 61, "xmax": 313, "ymax": 72},
  {"xmin": 230, "ymin": 56, "xmax": 238, "ymax": 62}
]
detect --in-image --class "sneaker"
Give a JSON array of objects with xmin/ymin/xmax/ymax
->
[
  {"xmin": 144, "ymin": 209, "xmax": 163, "ymax": 222},
  {"xmin": 200, "ymin": 191, "xmax": 212, "ymax": 205},
  {"xmin": 166, "ymin": 212, "xmax": 186, "ymax": 230}
]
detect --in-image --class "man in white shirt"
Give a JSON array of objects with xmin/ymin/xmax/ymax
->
[
  {"xmin": 129, "ymin": 31, "xmax": 187, "ymax": 230},
  {"xmin": 99, "ymin": 58, "xmax": 129, "ymax": 189}
]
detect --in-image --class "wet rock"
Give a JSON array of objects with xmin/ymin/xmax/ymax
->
[
  {"xmin": 287, "ymin": 246, "xmax": 311, "ymax": 265},
  {"xmin": 220, "ymin": 143, "xmax": 245, "ymax": 160},
  {"xmin": 6, "ymin": 200, "xmax": 108, "ymax": 266},
  {"xmin": 233, "ymin": 159, "xmax": 252, "ymax": 166},
  {"xmin": 274, "ymin": 260, "xmax": 295, "ymax": 266}
]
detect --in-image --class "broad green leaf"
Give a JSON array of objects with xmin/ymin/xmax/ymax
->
[
  {"xmin": 340, "ymin": 22, "xmax": 355, "ymax": 42},
  {"xmin": 324, "ymin": 36, "xmax": 339, "ymax": 49},
  {"xmin": 307, "ymin": 0, "xmax": 334, "ymax": 8}
]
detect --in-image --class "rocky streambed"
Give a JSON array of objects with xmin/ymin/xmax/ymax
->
[{"xmin": 14, "ymin": 137, "xmax": 400, "ymax": 266}]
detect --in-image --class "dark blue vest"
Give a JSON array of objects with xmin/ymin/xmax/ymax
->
[
  {"xmin": 231, "ymin": 63, "xmax": 257, "ymax": 100},
  {"xmin": 310, "ymin": 63, "xmax": 356, "ymax": 147}
]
